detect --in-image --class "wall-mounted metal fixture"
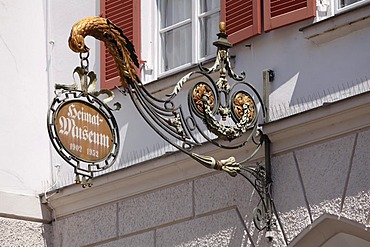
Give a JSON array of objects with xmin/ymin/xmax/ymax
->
[
  {"xmin": 50, "ymin": 16, "xmax": 274, "ymax": 235},
  {"xmin": 263, "ymin": 69, "xmax": 275, "ymax": 122}
]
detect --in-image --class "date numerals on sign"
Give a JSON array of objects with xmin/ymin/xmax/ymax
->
[
  {"xmin": 87, "ymin": 148, "xmax": 99, "ymax": 158},
  {"xmin": 70, "ymin": 143, "xmax": 82, "ymax": 153},
  {"xmin": 69, "ymin": 143, "xmax": 99, "ymax": 158},
  {"xmin": 54, "ymin": 101, "xmax": 115, "ymax": 162}
]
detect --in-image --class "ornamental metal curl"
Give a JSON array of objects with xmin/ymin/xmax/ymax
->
[{"xmin": 66, "ymin": 16, "xmax": 274, "ymax": 234}]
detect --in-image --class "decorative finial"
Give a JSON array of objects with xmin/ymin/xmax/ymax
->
[
  {"xmin": 219, "ymin": 22, "xmax": 226, "ymax": 33},
  {"xmin": 213, "ymin": 21, "xmax": 232, "ymax": 48}
]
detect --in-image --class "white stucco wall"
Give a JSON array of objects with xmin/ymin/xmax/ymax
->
[
  {"xmin": 46, "ymin": 0, "xmax": 100, "ymax": 187},
  {"xmin": 0, "ymin": 0, "xmax": 98, "ymax": 194},
  {"xmin": 0, "ymin": 0, "xmax": 50, "ymax": 195},
  {"xmin": 0, "ymin": 2, "xmax": 99, "ymax": 243}
]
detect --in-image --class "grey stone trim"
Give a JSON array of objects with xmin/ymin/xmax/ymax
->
[{"xmin": 293, "ymin": 151, "xmax": 313, "ymax": 224}]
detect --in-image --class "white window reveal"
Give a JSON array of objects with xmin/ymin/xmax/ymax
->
[{"xmin": 158, "ymin": 0, "xmax": 220, "ymax": 74}]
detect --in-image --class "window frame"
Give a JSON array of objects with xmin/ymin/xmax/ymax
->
[
  {"xmin": 197, "ymin": 3, "xmax": 221, "ymax": 61},
  {"xmin": 158, "ymin": 5, "xmax": 193, "ymax": 73},
  {"xmin": 335, "ymin": 0, "xmax": 370, "ymax": 13},
  {"xmin": 157, "ymin": 0, "xmax": 220, "ymax": 77}
]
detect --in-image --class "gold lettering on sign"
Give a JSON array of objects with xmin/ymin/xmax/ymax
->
[{"xmin": 55, "ymin": 101, "xmax": 114, "ymax": 162}]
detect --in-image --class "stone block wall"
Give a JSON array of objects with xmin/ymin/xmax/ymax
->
[
  {"xmin": 272, "ymin": 129, "xmax": 370, "ymax": 244},
  {"xmin": 0, "ymin": 217, "xmax": 52, "ymax": 246},
  {"xmin": 51, "ymin": 128, "xmax": 370, "ymax": 246},
  {"xmin": 52, "ymin": 173, "xmax": 276, "ymax": 246}
]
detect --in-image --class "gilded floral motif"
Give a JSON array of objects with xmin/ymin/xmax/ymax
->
[
  {"xmin": 193, "ymin": 83, "xmax": 215, "ymax": 113},
  {"xmin": 233, "ymin": 92, "xmax": 255, "ymax": 121}
]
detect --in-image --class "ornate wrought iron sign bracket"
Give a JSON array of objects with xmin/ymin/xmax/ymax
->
[{"xmin": 48, "ymin": 16, "xmax": 275, "ymax": 235}]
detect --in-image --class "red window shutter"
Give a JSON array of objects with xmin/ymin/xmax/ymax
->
[
  {"xmin": 264, "ymin": 0, "xmax": 316, "ymax": 31},
  {"xmin": 100, "ymin": 0, "xmax": 141, "ymax": 89},
  {"xmin": 221, "ymin": 0, "xmax": 261, "ymax": 45}
]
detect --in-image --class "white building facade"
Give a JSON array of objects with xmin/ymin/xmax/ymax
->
[{"xmin": 1, "ymin": 0, "xmax": 370, "ymax": 246}]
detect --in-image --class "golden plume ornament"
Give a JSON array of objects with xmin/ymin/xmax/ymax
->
[{"xmin": 68, "ymin": 16, "xmax": 139, "ymax": 89}]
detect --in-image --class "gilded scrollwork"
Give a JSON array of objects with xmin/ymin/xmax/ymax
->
[{"xmin": 200, "ymin": 91, "xmax": 255, "ymax": 141}]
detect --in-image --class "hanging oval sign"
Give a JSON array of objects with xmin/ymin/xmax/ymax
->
[
  {"xmin": 47, "ymin": 90, "xmax": 120, "ymax": 174},
  {"xmin": 55, "ymin": 100, "xmax": 113, "ymax": 162}
]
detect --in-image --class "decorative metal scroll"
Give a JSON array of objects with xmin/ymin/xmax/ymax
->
[
  {"xmin": 124, "ymin": 31, "xmax": 265, "ymax": 178},
  {"xmin": 64, "ymin": 17, "xmax": 274, "ymax": 233}
]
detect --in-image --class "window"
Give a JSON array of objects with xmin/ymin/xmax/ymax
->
[
  {"xmin": 339, "ymin": 0, "xmax": 365, "ymax": 7},
  {"xmin": 159, "ymin": 0, "xmax": 192, "ymax": 72},
  {"xmin": 199, "ymin": 0, "xmax": 220, "ymax": 58},
  {"xmin": 340, "ymin": 0, "xmax": 361, "ymax": 6},
  {"xmin": 337, "ymin": 0, "xmax": 369, "ymax": 11},
  {"xmin": 140, "ymin": 0, "xmax": 316, "ymax": 83},
  {"xmin": 158, "ymin": 0, "xmax": 220, "ymax": 73}
]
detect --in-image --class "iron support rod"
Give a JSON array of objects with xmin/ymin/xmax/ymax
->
[{"xmin": 264, "ymin": 134, "xmax": 273, "ymax": 239}]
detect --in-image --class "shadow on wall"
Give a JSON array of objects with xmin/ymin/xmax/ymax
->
[{"xmin": 269, "ymin": 73, "xmax": 370, "ymax": 121}]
